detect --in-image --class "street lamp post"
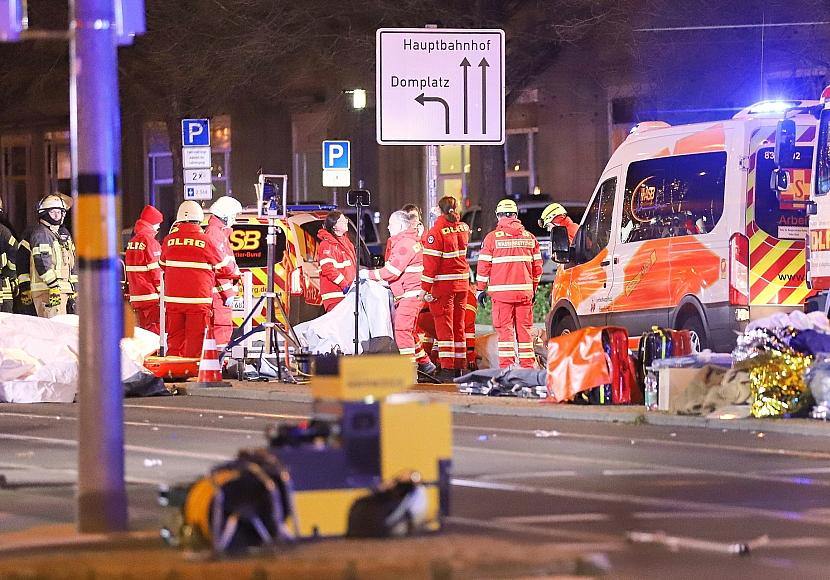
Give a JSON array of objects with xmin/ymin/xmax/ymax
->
[{"xmin": 71, "ymin": 0, "xmax": 128, "ymax": 533}]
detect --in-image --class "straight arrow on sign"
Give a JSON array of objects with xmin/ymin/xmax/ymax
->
[
  {"xmin": 460, "ymin": 57, "xmax": 470, "ymax": 135},
  {"xmin": 415, "ymin": 93, "xmax": 450, "ymax": 135},
  {"xmin": 479, "ymin": 57, "xmax": 489, "ymax": 134}
]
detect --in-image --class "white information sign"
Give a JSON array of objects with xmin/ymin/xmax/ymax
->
[
  {"xmin": 183, "ymin": 169, "xmax": 212, "ymax": 184},
  {"xmin": 376, "ymin": 28, "xmax": 505, "ymax": 145},
  {"xmin": 323, "ymin": 168, "xmax": 351, "ymax": 187},
  {"xmin": 184, "ymin": 184, "xmax": 212, "ymax": 200},
  {"xmin": 183, "ymin": 147, "xmax": 212, "ymax": 169}
]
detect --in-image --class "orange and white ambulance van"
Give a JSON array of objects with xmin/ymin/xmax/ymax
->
[{"xmin": 548, "ymin": 100, "xmax": 819, "ymax": 351}]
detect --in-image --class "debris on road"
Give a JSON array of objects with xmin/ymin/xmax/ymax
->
[{"xmin": 626, "ymin": 530, "xmax": 760, "ymax": 555}]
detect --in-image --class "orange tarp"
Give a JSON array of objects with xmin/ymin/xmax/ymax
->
[{"xmin": 545, "ymin": 327, "xmax": 610, "ymax": 403}]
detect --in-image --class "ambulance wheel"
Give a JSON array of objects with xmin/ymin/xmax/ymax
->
[
  {"xmin": 677, "ymin": 313, "xmax": 706, "ymax": 352},
  {"xmin": 551, "ymin": 313, "xmax": 576, "ymax": 337}
]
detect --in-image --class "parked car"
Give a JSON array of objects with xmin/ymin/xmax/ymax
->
[{"xmin": 461, "ymin": 198, "xmax": 587, "ymax": 283}]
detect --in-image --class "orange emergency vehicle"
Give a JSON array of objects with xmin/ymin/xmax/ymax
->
[{"xmin": 549, "ymin": 99, "xmax": 820, "ymax": 351}]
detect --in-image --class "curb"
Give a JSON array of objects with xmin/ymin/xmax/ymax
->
[{"xmin": 181, "ymin": 384, "xmax": 830, "ymax": 438}]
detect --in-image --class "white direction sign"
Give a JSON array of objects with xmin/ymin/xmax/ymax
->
[
  {"xmin": 323, "ymin": 169, "xmax": 351, "ymax": 187},
  {"xmin": 376, "ymin": 28, "xmax": 505, "ymax": 145},
  {"xmin": 183, "ymin": 168, "xmax": 212, "ymax": 184},
  {"xmin": 184, "ymin": 185, "xmax": 212, "ymax": 200},
  {"xmin": 183, "ymin": 147, "xmax": 211, "ymax": 169}
]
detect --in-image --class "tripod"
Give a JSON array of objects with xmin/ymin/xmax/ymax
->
[{"xmin": 347, "ymin": 189, "xmax": 371, "ymax": 355}]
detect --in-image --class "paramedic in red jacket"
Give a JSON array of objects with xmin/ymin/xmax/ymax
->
[
  {"xmin": 125, "ymin": 205, "xmax": 164, "ymax": 334},
  {"xmin": 421, "ymin": 196, "xmax": 470, "ymax": 381},
  {"xmin": 540, "ymin": 202, "xmax": 579, "ymax": 243},
  {"xmin": 205, "ymin": 196, "xmax": 243, "ymax": 350},
  {"xmin": 317, "ymin": 210, "xmax": 357, "ymax": 312},
  {"xmin": 359, "ymin": 211, "xmax": 436, "ymax": 374},
  {"xmin": 476, "ymin": 199, "xmax": 542, "ymax": 368},
  {"xmin": 160, "ymin": 201, "xmax": 236, "ymax": 358},
  {"xmin": 418, "ymin": 285, "xmax": 477, "ymax": 369}
]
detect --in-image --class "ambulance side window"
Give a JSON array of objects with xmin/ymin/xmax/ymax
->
[
  {"xmin": 620, "ymin": 152, "xmax": 726, "ymax": 243},
  {"xmin": 580, "ymin": 177, "xmax": 616, "ymax": 262}
]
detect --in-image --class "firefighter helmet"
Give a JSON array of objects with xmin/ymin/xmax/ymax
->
[
  {"xmin": 495, "ymin": 199, "xmax": 518, "ymax": 215},
  {"xmin": 175, "ymin": 200, "xmax": 204, "ymax": 223},
  {"xmin": 540, "ymin": 203, "xmax": 567, "ymax": 228},
  {"xmin": 37, "ymin": 194, "xmax": 68, "ymax": 225},
  {"xmin": 209, "ymin": 196, "xmax": 243, "ymax": 225}
]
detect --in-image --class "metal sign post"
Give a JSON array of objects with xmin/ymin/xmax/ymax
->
[{"xmin": 348, "ymin": 189, "xmax": 371, "ymax": 354}]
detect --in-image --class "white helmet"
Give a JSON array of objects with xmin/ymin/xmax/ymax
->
[
  {"xmin": 210, "ymin": 196, "xmax": 243, "ymax": 226},
  {"xmin": 38, "ymin": 194, "xmax": 68, "ymax": 212},
  {"xmin": 175, "ymin": 200, "xmax": 204, "ymax": 223}
]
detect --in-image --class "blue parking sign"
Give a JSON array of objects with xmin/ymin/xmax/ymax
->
[
  {"xmin": 181, "ymin": 118, "xmax": 210, "ymax": 147},
  {"xmin": 323, "ymin": 140, "xmax": 350, "ymax": 170}
]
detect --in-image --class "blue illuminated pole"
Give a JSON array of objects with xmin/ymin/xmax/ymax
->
[{"xmin": 70, "ymin": 0, "xmax": 128, "ymax": 532}]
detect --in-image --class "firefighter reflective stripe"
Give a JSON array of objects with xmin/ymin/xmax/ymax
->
[
  {"xmin": 491, "ymin": 255, "xmax": 533, "ymax": 264},
  {"xmin": 476, "ymin": 274, "xmax": 489, "ymax": 283},
  {"xmin": 215, "ymin": 255, "xmax": 233, "ymax": 269},
  {"xmin": 434, "ymin": 273, "xmax": 468, "ymax": 281},
  {"xmin": 383, "ymin": 262, "xmax": 402, "ymax": 276},
  {"xmin": 160, "ymin": 259, "xmax": 212, "ymax": 270},
  {"xmin": 321, "ymin": 291, "xmax": 345, "ymax": 301},
  {"xmin": 130, "ymin": 292, "xmax": 159, "ymax": 302},
  {"xmin": 319, "ymin": 258, "xmax": 353, "ymax": 268},
  {"xmin": 163, "ymin": 295, "xmax": 213, "ymax": 304},
  {"xmin": 488, "ymin": 283, "xmax": 533, "ymax": 292},
  {"xmin": 397, "ymin": 288, "xmax": 422, "ymax": 300},
  {"xmin": 424, "ymin": 248, "xmax": 465, "ymax": 258},
  {"xmin": 125, "ymin": 263, "xmax": 159, "ymax": 272},
  {"xmin": 40, "ymin": 269, "xmax": 59, "ymax": 286},
  {"xmin": 17, "ymin": 273, "xmax": 30, "ymax": 283}
]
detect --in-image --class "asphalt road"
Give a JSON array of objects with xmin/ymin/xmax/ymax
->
[{"xmin": 2, "ymin": 395, "xmax": 830, "ymax": 579}]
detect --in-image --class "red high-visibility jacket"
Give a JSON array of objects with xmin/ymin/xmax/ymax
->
[
  {"xmin": 205, "ymin": 215, "xmax": 242, "ymax": 308},
  {"xmin": 475, "ymin": 217, "xmax": 542, "ymax": 303},
  {"xmin": 368, "ymin": 228, "xmax": 423, "ymax": 300},
  {"xmin": 160, "ymin": 223, "xmax": 236, "ymax": 310},
  {"xmin": 125, "ymin": 219, "xmax": 162, "ymax": 306},
  {"xmin": 421, "ymin": 215, "xmax": 470, "ymax": 294},
  {"xmin": 317, "ymin": 229, "xmax": 357, "ymax": 308}
]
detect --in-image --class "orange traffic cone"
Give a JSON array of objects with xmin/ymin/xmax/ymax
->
[{"xmin": 189, "ymin": 326, "xmax": 231, "ymax": 388}]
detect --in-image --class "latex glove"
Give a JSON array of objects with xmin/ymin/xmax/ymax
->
[
  {"xmin": 423, "ymin": 292, "xmax": 435, "ymax": 303},
  {"xmin": 358, "ymin": 269, "xmax": 370, "ymax": 280},
  {"xmin": 20, "ymin": 289, "xmax": 32, "ymax": 306},
  {"xmin": 224, "ymin": 296, "xmax": 234, "ymax": 307},
  {"xmin": 342, "ymin": 284, "xmax": 351, "ymax": 295},
  {"xmin": 67, "ymin": 296, "xmax": 77, "ymax": 315},
  {"xmin": 476, "ymin": 290, "xmax": 488, "ymax": 307},
  {"xmin": 47, "ymin": 287, "xmax": 61, "ymax": 308}
]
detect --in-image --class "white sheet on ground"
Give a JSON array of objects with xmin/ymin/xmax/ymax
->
[
  {"xmin": 0, "ymin": 313, "xmax": 161, "ymax": 403},
  {"xmin": 294, "ymin": 279, "xmax": 394, "ymax": 355}
]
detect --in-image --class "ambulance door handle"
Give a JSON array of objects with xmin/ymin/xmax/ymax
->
[{"xmin": 600, "ymin": 259, "xmax": 610, "ymax": 267}]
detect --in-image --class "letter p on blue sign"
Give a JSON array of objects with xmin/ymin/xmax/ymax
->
[
  {"xmin": 182, "ymin": 118, "xmax": 210, "ymax": 147},
  {"xmin": 323, "ymin": 140, "xmax": 350, "ymax": 170}
]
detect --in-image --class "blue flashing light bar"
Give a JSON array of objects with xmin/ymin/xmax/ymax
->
[{"xmin": 287, "ymin": 204, "xmax": 336, "ymax": 212}]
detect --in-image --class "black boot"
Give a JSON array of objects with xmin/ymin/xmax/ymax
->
[{"xmin": 436, "ymin": 367, "xmax": 457, "ymax": 383}]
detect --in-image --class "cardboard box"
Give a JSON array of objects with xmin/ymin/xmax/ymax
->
[{"xmin": 657, "ymin": 367, "xmax": 701, "ymax": 412}]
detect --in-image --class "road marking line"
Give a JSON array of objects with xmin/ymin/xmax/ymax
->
[
  {"xmin": 765, "ymin": 467, "xmax": 830, "ymax": 475},
  {"xmin": 455, "ymin": 445, "xmax": 830, "ymax": 488},
  {"xmin": 480, "ymin": 470, "xmax": 579, "ymax": 480},
  {"xmin": 0, "ymin": 433, "xmax": 229, "ymax": 462},
  {"xmin": 122, "ymin": 405, "xmax": 306, "ymax": 420},
  {"xmin": 0, "ymin": 412, "xmax": 265, "ymax": 436},
  {"xmin": 446, "ymin": 516, "xmax": 621, "ymax": 546},
  {"xmin": 454, "ymin": 424, "xmax": 830, "ymax": 461},
  {"xmin": 602, "ymin": 469, "xmax": 690, "ymax": 476},
  {"xmin": 0, "ymin": 462, "xmax": 166, "ymax": 487},
  {"xmin": 495, "ymin": 513, "xmax": 609, "ymax": 524},
  {"xmin": 632, "ymin": 511, "xmax": 747, "ymax": 520},
  {"xmin": 450, "ymin": 478, "xmax": 830, "ymax": 526}
]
